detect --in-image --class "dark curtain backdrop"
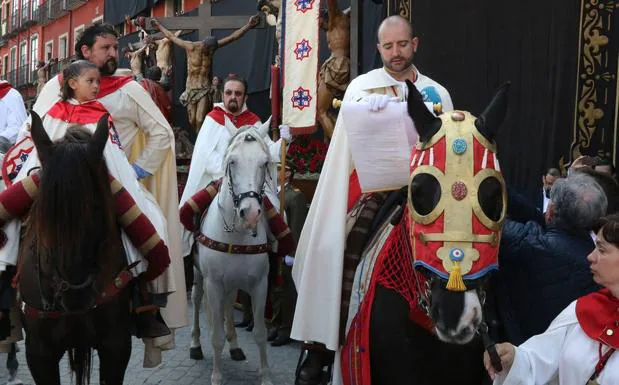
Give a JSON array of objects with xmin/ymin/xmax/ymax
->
[
  {"xmin": 104, "ymin": 0, "xmax": 164, "ymax": 26},
  {"xmin": 411, "ymin": 0, "xmax": 581, "ymax": 198},
  {"xmin": 118, "ymin": 0, "xmax": 594, "ymax": 198}
]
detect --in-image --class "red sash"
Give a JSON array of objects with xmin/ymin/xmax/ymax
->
[
  {"xmin": 207, "ymin": 106, "xmax": 261, "ymax": 128},
  {"xmin": 47, "ymin": 100, "xmax": 109, "ymax": 125},
  {"xmin": 0, "ymin": 82, "xmax": 13, "ymax": 99}
]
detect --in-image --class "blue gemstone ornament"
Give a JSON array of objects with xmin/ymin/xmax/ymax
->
[
  {"xmin": 449, "ymin": 248, "xmax": 465, "ymax": 262},
  {"xmin": 452, "ymin": 139, "xmax": 467, "ymax": 155}
]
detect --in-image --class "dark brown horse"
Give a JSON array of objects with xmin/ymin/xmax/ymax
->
[{"xmin": 17, "ymin": 112, "xmax": 132, "ymax": 385}]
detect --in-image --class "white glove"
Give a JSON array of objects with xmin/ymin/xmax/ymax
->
[
  {"xmin": 279, "ymin": 124, "xmax": 292, "ymax": 142},
  {"xmin": 362, "ymin": 94, "xmax": 395, "ymax": 112},
  {"xmin": 284, "ymin": 255, "xmax": 294, "ymax": 266}
]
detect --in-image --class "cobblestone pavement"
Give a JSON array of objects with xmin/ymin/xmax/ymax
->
[{"xmin": 0, "ymin": 301, "xmax": 301, "ymax": 384}]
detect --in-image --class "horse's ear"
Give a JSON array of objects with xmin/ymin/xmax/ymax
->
[
  {"xmin": 406, "ymin": 80, "xmax": 442, "ymax": 143},
  {"xmin": 30, "ymin": 111, "xmax": 52, "ymax": 164},
  {"xmin": 257, "ymin": 117, "xmax": 271, "ymax": 138},
  {"xmin": 474, "ymin": 82, "xmax": 510, "ymax": 142},
  {"xmin": 88, "ymin": 113, "xmax": 110, "ymax": 159}
]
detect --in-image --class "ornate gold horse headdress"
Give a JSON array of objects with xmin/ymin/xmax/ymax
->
[{"xmin": 406, "ymin": 82, "xmax": 510, "ymax": 291}]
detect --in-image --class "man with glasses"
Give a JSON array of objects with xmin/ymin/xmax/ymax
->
[{"xmin": 179, "ymin": 74, "xmax": 291, "ymax": 258}]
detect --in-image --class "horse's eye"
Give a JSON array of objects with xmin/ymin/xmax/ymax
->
[
  {"xmin": 410, "ymin": 173, "xmax": 441, "ymax": 216},
  {"xmin": 478, "ymin": 176, "xmax": 503, "ymax": 222}
]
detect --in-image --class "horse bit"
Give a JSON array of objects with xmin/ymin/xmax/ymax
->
[
  {"xmin": 414, "ymin": 273, "xmax": 503, "ymax": 373},
  {"xmin": 219, "ymin": 162, "xmax": 268, "ymax": 234}
]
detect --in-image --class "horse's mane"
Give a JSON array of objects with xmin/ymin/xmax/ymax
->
[{"xmin": 29, "ymin": 127, "xmax": 118, "ymax": 279}]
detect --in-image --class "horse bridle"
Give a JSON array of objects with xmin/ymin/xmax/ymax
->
[
  {"xmin": 412, "ymin": 269, "xmax": 502, "ymax": 372},
  {"xmin": 34, "ymin": 246, "xmax": 97, "ymax": 312},
  {"xmin": 220, "ymin": 162, "xmax": 268, "ymax": 233}
]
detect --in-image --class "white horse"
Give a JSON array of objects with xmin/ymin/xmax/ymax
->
[{"xmin": 191, "ymin": 122, "xmax": 275, "ymax": 385}]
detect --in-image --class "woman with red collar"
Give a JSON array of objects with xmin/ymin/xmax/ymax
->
[{"xmin": 485, "ymin": 214, "xmax": 619, "ymax": 384}]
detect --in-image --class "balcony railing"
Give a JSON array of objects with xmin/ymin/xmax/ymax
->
[
  {"xmin": 31, "ymin": 68, "xmax": 38, "ymax": 86},
  {"xmin": 65, "ymin": 0, "xmax": 87, "ymax": 11},
  {"xmin": 31, "ymin": 6, "xmax": 43, "ymax": 24},
  {"xmin": 0, "ymin": 20, "xmax": 7, "ymax": 46},
  {"xmin": 1, "ymin": 70, "xmax": 17, "ymax": 86},
  {"xmin": 9, "ymin": 12, "xmax": 20, "ymax": 34},
  {"xmin": 15, "ymin": 64, "xmax": 35, "ymax": 88},
  {"xmin": 20, "ymin": 4, "xmax": 39, "ymax": 28},
  {"xmin": 42, "ymin": 0, "xmax": 70, "ymax": 23}
]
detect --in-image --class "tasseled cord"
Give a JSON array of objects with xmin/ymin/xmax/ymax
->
[{"xmin": 446, "ymin": 260, "xmax": 467, "ymax": 292}]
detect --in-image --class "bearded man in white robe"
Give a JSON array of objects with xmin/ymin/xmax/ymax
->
[{"xmin": 180, "ymin": 74, "xmax": 291, "ymax": 255}]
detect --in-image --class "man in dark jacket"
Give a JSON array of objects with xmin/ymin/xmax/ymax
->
[{"xmin": 496, "ymin": 173, "xmax": 607, "ymax": 345}]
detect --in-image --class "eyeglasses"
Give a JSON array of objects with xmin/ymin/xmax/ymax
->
[{"xmin": 224, "ymin": 90, "xmax": 244, "ymax": 97}]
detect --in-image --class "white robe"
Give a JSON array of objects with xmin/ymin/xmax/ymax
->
[
  {"xmin": 291, "ymin": 67, "xmax": 453, "ymax": 351},
  {"xmin": 11, "ymin": 72, "xmax": 187, "ymax": 367},
  {"xmin": 179, "ymin": 103, "xmax": 284, "ymax": 256},
  {"xmin": 495, "ymin": 301, "xmax": 619, "ymax": 385},
  {"xmin": 10, "ymin": 101, "xmax": 169, "ymax": 281},
  {"xmin": 0, "ymin": 84, "xmax": 27, "ymax": 144}
]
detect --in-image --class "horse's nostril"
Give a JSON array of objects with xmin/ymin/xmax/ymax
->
[
  {"xmin": 239, "ymin": 209, "xmax": 246, "ymax": 218},
  {"xmin": 257, "ymin": 209, "xmax": 261, "ymax": 215}
]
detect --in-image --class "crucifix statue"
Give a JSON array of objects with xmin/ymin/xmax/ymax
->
[{"xmin": 142, "ymin": 4, "xmax": 264, "ymax": 133}]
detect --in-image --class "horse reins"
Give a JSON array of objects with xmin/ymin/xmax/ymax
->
[
  {"xmin": 22, "ymin": 259, "xmax": 140, "ymax": 319},
  {"xmin": 409, "ymin": 253, "xmax": 503, "ymax": 373},
  {"xmin": 197, "ymin": 165, "xmax": 271, "ymax": 254}
]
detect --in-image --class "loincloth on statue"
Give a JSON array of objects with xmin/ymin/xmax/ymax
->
[
  {"xmin": 179, "ymin": 87, "xmax": 213, "ymax": 107},
  {"xmin": 319, "ymin": 56, "xmax": 350, "ymax": 96}
]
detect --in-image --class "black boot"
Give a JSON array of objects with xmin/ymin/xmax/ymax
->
[
  {"xmin": 134, "ymin": 310, "xmax": 171, "ymax": 339},
  {"xmin": 234, "ymin": 318, "xmax": 252, "ymax": 328},
  {"xmin": 0, "ymin": 269, "xmax": 15, "ymax": 341},
  {"xmin": 132, "ymin": 282, "xmax": 171, "ymax": 339},
  {"xmin": 295, "ymin": 344, "xmax": 335, "ymax": 385}
]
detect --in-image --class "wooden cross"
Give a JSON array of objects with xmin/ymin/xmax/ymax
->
[{"xmin": 142, "ymin": 3, "xmax": 266, "ymax": 41}]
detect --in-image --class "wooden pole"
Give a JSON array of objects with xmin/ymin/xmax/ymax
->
[
  {"xmin": 279, "ymin": 139, "xmax": 287, "ymax": 215},
  {"xmin": 271, "ymin": 64, "xmax": 286, "ymax": 214}
]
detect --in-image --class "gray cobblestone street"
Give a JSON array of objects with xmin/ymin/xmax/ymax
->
[{"xmin": 0, "ymin": 300, "xmax": 301, "ymax": 384}]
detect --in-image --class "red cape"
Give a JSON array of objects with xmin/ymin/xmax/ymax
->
[
  {"xmin": 0, "ymin": 82, "xmax": 13, "ymax": 99},
  {"xmin": 207, "ymin": 106, "xmax": 260, "ymax": 128},
  {"xmin": 577, "ymin": 289, "xmax": 619, "ymax": 349},
  {"xmin": 47, "ymin": 100, "xmax": 109, "ymax": 125}
]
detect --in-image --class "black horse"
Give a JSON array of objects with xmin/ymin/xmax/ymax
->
[
  {"xmin": 363, "ymin": 81, "xmax": 509, "ymax": 385},
  {"xmin": 17, "ymin": 113, "xmax": 133, "ymax": 385}
]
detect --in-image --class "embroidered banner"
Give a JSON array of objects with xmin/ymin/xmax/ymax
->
[{"xmin": 281, "ymin": 0, "xmax": 319, "ymax": 135}]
